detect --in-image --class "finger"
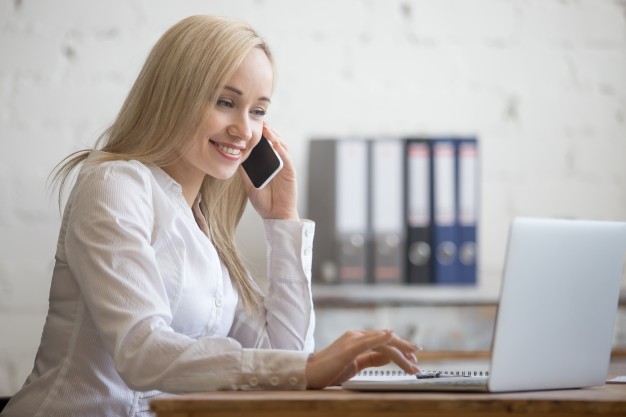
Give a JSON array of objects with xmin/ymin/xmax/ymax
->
[
  {"xmin": 262, "ymin": 124, "xmax": 291, "ymax": 153},
  {"xmin": 331, "ymin": 351, "xmax": 399, "ymax": 387},
  {"xmin": 268, "ymin": 137, "xmax": 290, "ymax": 157},
  {"xmin": 386, "ymin": 332, "xmax": 422, "ymax": 352},
  {"xmin": 371, "ymin": 344, "xmax": 419, "ymax": 374},
  {"xmin": 339, "ymin": 330, "xmax": 394, "ymax": 360},
  {"xmin": 328, "ymin": 351, "xmax": 389, "ymax": 386},
  {"xmin": 405, "ymin": 351, "xmax": 418, "ymax": 363},
  {"xmin": 379, "ymin": 333, "xmax": 422, "ymax": 365},
  {"xmin": 347, "ymin": 330, "xmax": 418, "ymax": 354},
  {"xmin": 261, "ymin": 126, "xmax": 292, "ymax": 166},
  {"xmin": 348, "ymin": 329, "xmax": 419, "ymax": 356},
  {"xmin": 274, "ymin": 138, "xmax": 289, "ymax": 152},
  {"xmin": 263, "ymin": 121, "xmax": 281, "ymax": 138},
  {"xmin": 355, "ymin": 351, "xmax": 394, "ymax": 370}
]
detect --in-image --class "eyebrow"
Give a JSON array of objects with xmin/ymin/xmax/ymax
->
[{"xmin": 224, "ymin": 85, "xmax": 271, "ymax": 103}]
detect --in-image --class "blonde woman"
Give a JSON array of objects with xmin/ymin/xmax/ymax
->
[{"xmin": 1, "ymin": 15, "xmax": 420, "ymax": 417}]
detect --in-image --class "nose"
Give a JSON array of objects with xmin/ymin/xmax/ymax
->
[{"xmin": 227, "ymin": 112, "xmax": 253, "ymax": 142}]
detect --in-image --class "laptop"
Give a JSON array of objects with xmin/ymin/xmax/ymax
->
[{"xmin": 342, "ymin": 217, "xmax": 626, "ymax": 392}]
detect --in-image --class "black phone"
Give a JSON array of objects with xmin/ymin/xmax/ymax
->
[{"xmin": 242, "ymin": 135, "xmax": 284, "ymax": 189}]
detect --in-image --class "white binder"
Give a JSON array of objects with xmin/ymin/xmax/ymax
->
[{"xmin": 370, "ymin": 139, "xmax": 405, "ymax": 284}]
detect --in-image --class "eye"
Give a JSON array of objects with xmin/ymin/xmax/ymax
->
[
  {"xmin": 251, "ymin": 107, "xmax": 267, "ymax": 118},
  {"xmin": 216, "ymin": 98, "xmax": 234, "ymax": 109}
]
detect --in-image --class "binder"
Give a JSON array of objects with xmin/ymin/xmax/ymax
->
[
  {"xmin": 307, "ymin": 139, "xmax": 369, "ymax": 284},
  {"xmin": 404, "ymin": 138, "xmax": 433, "ymax": 284},
  {"xmin": 431, "ymin": 139, "xmax": 460, "ymax": 284},
  {"xmin": 456, "ymin": 137, "xmax": 479, "ymax": 284},
  {"xmin": 370, "ymin": 139, "xmax": 405, "ymax": 284}
]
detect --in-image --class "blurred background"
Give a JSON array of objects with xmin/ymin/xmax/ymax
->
[{"xmin": 1, "ymin": 0, "xmax": 625, "ymax": 395}]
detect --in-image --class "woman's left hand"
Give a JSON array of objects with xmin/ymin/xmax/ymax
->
[{"xmin": 240, "ymin": 122, "xmax": 299, "ymax": 220}]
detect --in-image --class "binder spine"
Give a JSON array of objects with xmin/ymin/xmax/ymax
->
[
  {"xmin": 307, "ymin": 140, "xmax": 339, "ymax": 284},
  {"xmin": 457, "ymin": 138, "xmax": 479, "ymax": 285},
  {"xmin": 335, "ymin": 140, "xmax": 369, "ymax": 284},
  {"xmin": 404, "ymin": 139, "xmax": 433, "ymax": 284},
  {"xmin": 371, "ymin": 139, "xmax": 405, "ymax": 284},
  {"xmin": 432, "ymin": 139, "xmax": 460, "ymax": 284}
]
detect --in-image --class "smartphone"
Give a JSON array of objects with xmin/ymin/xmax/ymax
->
[{"xmin": 242, "ymin": 135, "xmax": 284, "ymax": 189}]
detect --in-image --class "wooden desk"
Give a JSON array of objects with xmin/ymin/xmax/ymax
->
[{"xmin": 150, "ymin": 359, "xmax": 626, "ymax": 417}]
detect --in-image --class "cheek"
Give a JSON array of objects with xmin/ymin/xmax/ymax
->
[
  {"xmin": 248, "ymin": 133, "xmax": 262, "ymax": 150},
  {"xmin": 202, "ymin": 111, "xmax": 226, "ymax": 135},
  {"xmin": 240, "ymin": 136, "xmax": 261, "ymax": 163}
]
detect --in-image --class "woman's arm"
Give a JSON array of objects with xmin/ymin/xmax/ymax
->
[{"xmin": 228, "ymin": 219, "xmax": 315, "ymax": 352}]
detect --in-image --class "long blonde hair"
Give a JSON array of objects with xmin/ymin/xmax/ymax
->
[{"xmin": 52, "ymin": 15, "xmax": 274, "ymax": 312}]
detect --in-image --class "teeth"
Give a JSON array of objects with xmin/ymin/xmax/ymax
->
[{"xmin": 216, "ymin": 143, "xmax": 241, "ymax": 155}]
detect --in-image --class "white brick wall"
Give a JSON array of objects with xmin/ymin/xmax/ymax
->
[{"xmin": 1, "ymin": 0, "xmax": 625, "ymax": 395}]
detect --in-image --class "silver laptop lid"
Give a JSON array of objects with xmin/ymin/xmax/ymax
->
[{"xmin": 489, "ymin": 218, "xmax": 626, "ymax": 392}]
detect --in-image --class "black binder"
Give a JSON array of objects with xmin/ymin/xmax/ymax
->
[{"xmin": 404, "ymin": 138, "xmax": 434, "ymax": 284}]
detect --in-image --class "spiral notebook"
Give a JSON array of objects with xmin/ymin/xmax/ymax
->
[{"xmin": 342, "ymin": 218, "xmax": 626, "ymax": 392}]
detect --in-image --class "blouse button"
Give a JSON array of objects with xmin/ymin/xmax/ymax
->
[
  {"xmin": 270, "ymin": 376, "xmax": 280, "ymax": 386},
  {"xmin": 249, "ymin": 377, "xmax": 258, "ymax": 387},
  {"xmin": 303, "ymin": 248, "xmax": 311, "ymax": 256},
  {"xmin": 289, "ymin": 377, "xmax": 298, "ymax": 386},
  {"xmin": 215, "ymin": 298, "xmax": 222, "ymax": 308}
]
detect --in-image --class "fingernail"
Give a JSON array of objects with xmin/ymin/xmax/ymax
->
[{"xmin": 413, "ymin": 344, "xmax": 423, "ymax": 351}]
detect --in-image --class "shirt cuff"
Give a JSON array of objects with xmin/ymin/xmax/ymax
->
[
  {"xmin": 240, "ymin": 349, "xmax": 309, "ymax": 390},
  {"xmin": 263, "ymin": 219, "xmax": 315, "ymax": 282}
]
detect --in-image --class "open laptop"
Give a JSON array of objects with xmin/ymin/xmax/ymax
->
[{"xmin": 342, "ymin": 217, "xmax": 626, "ymax": 392}]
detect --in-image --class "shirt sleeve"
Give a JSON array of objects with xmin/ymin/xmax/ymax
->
[
  {"xmin": 229, "ymin": 219, "xmax": 316, "ymax": 354},
  {"xmin": 64, "ymin": 161, "xmax": 310, "ymax": 393}
]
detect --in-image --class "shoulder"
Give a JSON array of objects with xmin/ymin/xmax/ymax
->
[
  {"xmin": 63, "ymin": 154, "xmax": 166, "ymax": 229},
  {"xmin": 72, "ymin": 154, "xmax": 162, "ymax": 198},
  {"xmin": 79, "ymin": 155, "xmax": 153, "ymax": 186},
  {"xmin": 66, "ymin": 154, "xmax": 163, "ymax": 213}
]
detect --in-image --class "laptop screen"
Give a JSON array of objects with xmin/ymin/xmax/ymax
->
[{"xmin": 488, "ymin": 218, "xmax": 626, "ymax": 392}]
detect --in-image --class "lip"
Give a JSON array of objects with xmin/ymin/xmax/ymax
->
[{"xmin": 210, "ymin": 140, "xmax": 246, "ymax": 161}]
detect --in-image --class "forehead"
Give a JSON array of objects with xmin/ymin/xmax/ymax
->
[{"xmin": 226, "ymin": 48, "xmax": 274, "ymax": 98}]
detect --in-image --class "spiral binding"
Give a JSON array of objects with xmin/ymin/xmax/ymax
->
[{"xmin": 356, "ymin": 369, "xmax": 490, "ymax": 378}]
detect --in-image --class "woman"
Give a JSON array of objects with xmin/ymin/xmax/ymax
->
[{"xmin": 1, "ymin": 15, "xmax": 420, "ymax": 417}]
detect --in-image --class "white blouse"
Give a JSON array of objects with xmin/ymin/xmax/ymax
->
[{"xmin": 2, "ymin": 153, "xmax": 316, "ymax": 417}]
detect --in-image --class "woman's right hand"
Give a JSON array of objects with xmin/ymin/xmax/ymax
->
[{"xmin": 304, "ymin": 329, "xmax": 421, "ymax": 389}]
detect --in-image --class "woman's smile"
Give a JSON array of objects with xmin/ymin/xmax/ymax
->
[{"xmin": 210, "ymin": 139, "xmax": 244, "ymax": 161}]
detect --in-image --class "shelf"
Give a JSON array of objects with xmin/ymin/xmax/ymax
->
[
  {"xmin": 312, "ymin": 284, "xmax": 500, "ymax": 307},
  {"xmin": 312, "ymin": 285, "xmax": 626, "ymax": 308}
]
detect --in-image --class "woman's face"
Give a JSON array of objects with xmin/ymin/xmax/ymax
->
[{"xmin": 178, "ymin": 47, "xmax": 274, "ymax": 185}]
